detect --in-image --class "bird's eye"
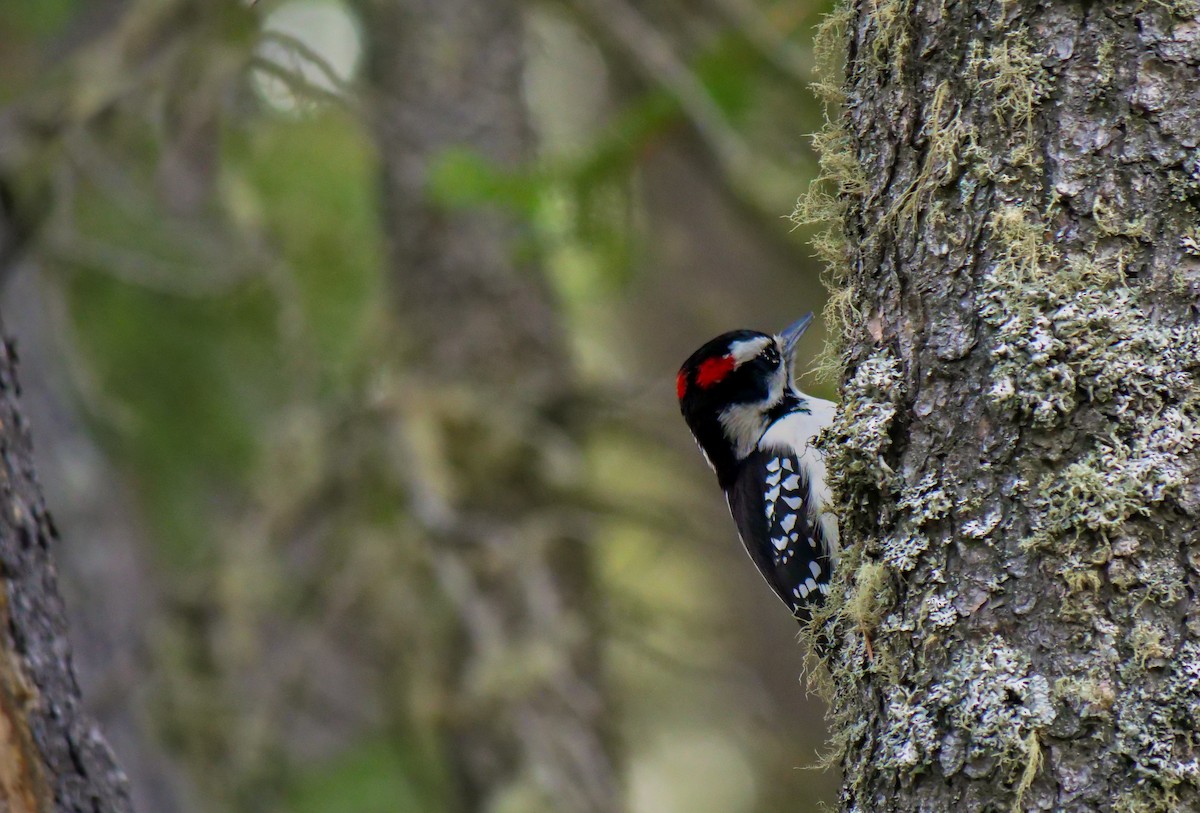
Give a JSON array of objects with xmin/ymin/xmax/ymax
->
[{"xmin": 764, "ymin": 345, "xmax": 781, "ymax": 365}]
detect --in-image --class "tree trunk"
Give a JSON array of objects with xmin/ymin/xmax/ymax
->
[
  {"xmin": 358, "ymin": 2, "xmax": 619, "ymax": 812},
  {"xmin": 3, "ymin": 267, "xmax": 199, "ymax": 813},
  {"xmin": 815, "ymin": 0, "xmax": 1200, "ymax": 810},
  {"xmin": 0, "ymin": 327, "xmax": 132, "ymax": 813}
]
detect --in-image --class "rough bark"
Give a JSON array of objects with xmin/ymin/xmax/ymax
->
[
  {"xmin": 0, "ymin": 328, "xmax": 132, "ymax": 813},
  {"xmin": 3, "ymin": 269, "xmax": 198, "ymax": 813},
  {"xmin": 812, "ymin": 1, "xmax": 1200, "ymax": 811},
  {"xmin": 358, "ymin": 2, "xmax": 619, "ymax": 812}
]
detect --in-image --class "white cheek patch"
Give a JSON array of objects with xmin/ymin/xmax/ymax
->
[
  {"xmin": 719, "ymin": 402, "xmax": 771, "ymax": 460},
  {"xmin": 717, "ymin": 354, "xmax": 788, "ymax": 460}
]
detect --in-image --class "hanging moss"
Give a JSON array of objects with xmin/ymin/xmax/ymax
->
[{"xmin": 792, "ymin": 3, "xmax": 861, "ymax": 374}]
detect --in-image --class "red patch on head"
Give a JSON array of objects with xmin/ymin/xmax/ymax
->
[
  {"xmin": 696, "ymin": 354, "xmax": 736, "ymax": 389},
  {"xmin": 676, "ymin": 370, "xmax": 688, "ymax": 400}
]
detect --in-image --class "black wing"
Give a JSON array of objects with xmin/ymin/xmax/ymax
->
[{"xmin": 725, "ymin": 449, "xmax": 833, "ymax": 622}]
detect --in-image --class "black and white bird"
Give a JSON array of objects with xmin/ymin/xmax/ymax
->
[{"xmin": 676, "ymin": 314, "xmax": 837, "ymax": 622}]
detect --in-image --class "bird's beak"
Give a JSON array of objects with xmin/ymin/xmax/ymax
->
[{"xmin": 780, "ymin": 313, "xmax": 814, "ymax": 361}]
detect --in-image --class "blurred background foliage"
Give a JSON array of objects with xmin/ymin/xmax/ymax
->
[{"xmin": 0, "ymin": 0, "xmax": 838, "ymax": 811}]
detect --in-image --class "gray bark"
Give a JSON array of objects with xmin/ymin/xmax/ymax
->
[
  {"xmin": 3, "ymin": 269, "xmax": 198, "ymax": 813},
  {"xmin": 0, "ymin": 325, "xmax": 132, "ymax": 813},
  {"xmin": 814, "ymin": 1, "xmax": 1200, "ymax": 811},
  {"xmin": 358, "ymin": 2, "xmax": 619, "ymax": 812}
]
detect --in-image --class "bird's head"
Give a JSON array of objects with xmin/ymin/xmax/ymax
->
[{"xmin": 677, "ymin": 314, "xmax": 812, "ymax": 481}]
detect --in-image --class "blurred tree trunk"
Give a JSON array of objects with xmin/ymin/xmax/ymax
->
[
  {"xmin": 820, "ymin": 1, "xmax": 1200, "ymax": 811},
  {"xmin": 358, "ymin": 2, "xmax": 619, "ymax": 812},
  {"xmin": 0, "ymin": 325, "xmax": 132, "ymax": 813}
]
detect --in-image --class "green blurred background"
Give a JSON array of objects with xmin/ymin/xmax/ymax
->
[{"xmin": 0, "ymin": 0, "xmax": 837, "ymax": 810}]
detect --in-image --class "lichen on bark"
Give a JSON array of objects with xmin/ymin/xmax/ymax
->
[{"xmin": 803, "ymin": 0, "xmax": 1200, "ymax": 810}]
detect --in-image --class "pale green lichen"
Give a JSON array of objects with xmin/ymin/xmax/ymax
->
[
  {"xmin": 809, "ymin": 3, "xmax": 852, "ymax": 108},
  {"xmin": 881, "ymin": 529, "xmax": 931, "ymax": 572},
  {"xmin": 1167, "ymin": 156, "xmax": 1200, "ymax": 202},
  {"xmin": 978, "ymin": 204, "xmax": 1200, "ymax": 567},
  {"xmin": 979, "ymin": 207, "xmax": 1083, "ymax": 426},
  {"xmin": 1143, "ymin": 0, "xmax": 1200, "ymax": 18},
  {"xmin": 806, "ymin": 549, "xmax": 895, "ymax": 695},
  {"xmin": 975, "ymin": 195, "xmax": 1200, "ymax": 799},
  {"xmin": 960, "ymin": 508, "xmax": 1003, "ymax": 539},
  {"xmin": 1094, "ymin": 195, "xmax": 1150, "ymax": 239},
  {"xmin": 976, "ymin": 207, "xmax": 1175, "ymax": 425},
  {"xmin": 971, "ymin": 34, "xmax": 1051, "ymax": 166},
  {"xmin": 897, "ymin": 471, "xmax": 952, "ymax": 525},
  {"xmin": 845, "ymin": 558, "xmax": 891, "ymax": 632},
  {"xmin": 819, "ymin": 350, "xmax": 905, "ymax": 498},
  {"xmin": 1055, "ymin": 674, "xmax": 1117, "ymax": 719},
  {"xmin": 1010, "ymin": 732, "xmax": 1043, "ymax": 813},
  {"xmin": 792, "ymin": 3, "xmax": 861, "ymax": 373},
  {"xmin": 883, "ymin": 81, "xmax": 974, "ymax": 233},
  {"xmin": 1057, "ymin": 559, "xmax": 1104, "ymax": 597},
  {"xmin": 879, "ymin": 685, "xmax": 940, "ymax": 772},
  {"xmin": 978, "ymin": 36, "xmax": 1048, "ymax": 128},
  {"xmin": 1029, "ymin": 419, "xmax": 1195, "ymax": 547},
  {"xmin": 1181, "ymin": 226, "xmax": 1200, "ymax": 256},
  {"xmin": 1113, "ymin": 641, "xmax": 1200, "ymax": 811},
  {"xmin": 935, "ymin": 644, "xmax": 1055, "ymax": 778},
  {"xmin": 1133, "ymin": 557, "xmax": 1188, "ymax": 605},
  {"xmin": 920, "ymin": 589, "xmax": 960, "ymax": 629},
  {"xmin": 877, "ymin": 641, "xmax": 1054, "ymax": 788},
  {"xmin": 831, "ymin": 161, "xmax": 1197, "ymax": 798},
  {"xmin": 863, "ymin": 0, "xmax": 913, "ymax": 76},
  {"xmin": 1130, "ymin": 621, "xmax": 1172, "ymax": 669}
]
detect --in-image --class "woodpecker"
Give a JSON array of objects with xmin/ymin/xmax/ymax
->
[{"xmin": 677, "ymin": 314, "xmax": 837, "ymax": 622}]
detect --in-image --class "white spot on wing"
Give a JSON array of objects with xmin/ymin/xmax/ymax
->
[{"xmin": 759, "ymin": 397, "xmax": 840, "ymax": 562}]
